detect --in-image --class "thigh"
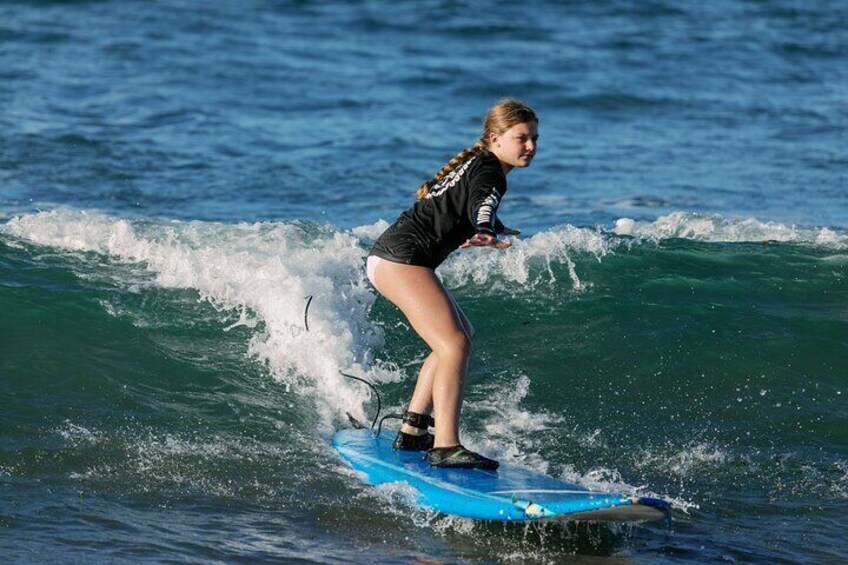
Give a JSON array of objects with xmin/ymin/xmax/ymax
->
[{"xmin": 371, "ymin": 261, "xmax": 468, "ymax": 354}]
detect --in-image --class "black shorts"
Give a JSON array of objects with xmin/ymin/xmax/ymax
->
[{"xmin": 369, "ymin": 213, "xmax": 449, "ymax": 270}]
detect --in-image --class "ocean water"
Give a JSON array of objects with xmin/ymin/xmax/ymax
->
[{"xmin": 1, "ymin": 1, "xmax": 846, "ymax": 563}]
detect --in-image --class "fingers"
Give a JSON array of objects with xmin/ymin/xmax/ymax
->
[
  {"xmin": 463, "ymin": 234, "xmax": 493, "ymax": 247},
  {"xmin": 461, "ymin": 234, "xmax": 513, "ymax": 249}
]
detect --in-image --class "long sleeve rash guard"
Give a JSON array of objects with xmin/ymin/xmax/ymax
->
[{"xmin": 370, "ymin": 151, "xmax": 507, "ymax": 270}]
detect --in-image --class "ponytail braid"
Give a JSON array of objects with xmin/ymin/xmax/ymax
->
[{"xmin": 416, "ymin": 140, "xmax": 487, "ymax": 200}]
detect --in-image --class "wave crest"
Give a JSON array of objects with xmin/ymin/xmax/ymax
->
[
  {"xmin": 4, "ymin": 209, "xmax": 389, "ymax": 427},
  {"xmin": 614, "ymin": 212, "xmax": 848, "ymax": 248}
]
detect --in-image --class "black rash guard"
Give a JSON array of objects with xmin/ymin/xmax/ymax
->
[{"xmin": 370, "ymin": 150, "xmax": 507, "ymax": 270}]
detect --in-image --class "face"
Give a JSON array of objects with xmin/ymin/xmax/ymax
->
[{"xmin": 490, "ymin": 121, "xmax": 539, "ymax": 172}]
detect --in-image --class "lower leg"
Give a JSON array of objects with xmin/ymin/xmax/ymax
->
[
  {"xmin": 401, "ymin": 351, "xmax": 438, "ymax": 436},
  {"xmin": 398, "ymin": 347, "xmax": 468, "ymax": 448},
  {"xmin": 431, "ymin": 344, "xmax": 469, "ymax": 448},
  {"xmin": 402, "ymin": 300, "xmax": 474, "ymax": 438}
]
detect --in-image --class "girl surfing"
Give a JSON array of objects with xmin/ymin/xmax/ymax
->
[{"xmin": 367, "ymin": 99, "xmax": 539, "ymax": 470}]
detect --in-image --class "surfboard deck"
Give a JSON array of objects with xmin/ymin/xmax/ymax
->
[{"xmin": 333, "ymin": 428, "xmax": 671, "ymax": 523}]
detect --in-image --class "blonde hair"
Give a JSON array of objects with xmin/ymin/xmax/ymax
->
[{"xmin": 416, "ymin": 98, "xmax": 538, "ymax": 200}]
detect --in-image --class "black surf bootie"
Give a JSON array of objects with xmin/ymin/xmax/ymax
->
[
  {"xmin": 426, "ymin": 445, "xmax": 499, "ymax": 471},
  {"xmin": 392, "ymin": 410, "xmax": 435, "ymax": 451}
]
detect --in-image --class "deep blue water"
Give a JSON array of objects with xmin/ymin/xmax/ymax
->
[{"xmin": 1, "ymin": 1, "xmax": 846, "ymax": 563}]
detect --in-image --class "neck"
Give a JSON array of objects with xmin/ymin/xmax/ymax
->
[{"xmin": 487, "ymin": 145, "xmax": 513, "ymax": 175}]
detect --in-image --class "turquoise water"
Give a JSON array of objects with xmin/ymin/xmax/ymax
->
[{"xmin": 2, "ymin": 1, "xmax": 847, "ymax": 563}]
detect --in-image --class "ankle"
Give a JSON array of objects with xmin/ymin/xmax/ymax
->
[
  {"xmin": 400, "ymin": 423, "xmax": 428, "ymax": 436},
  {"xmin": 433, "ymin": 438, "xmax": 461, "ymax": 449},
  {"xmin": 431, "ymin": 443, "xmax": 460, "ymax": 451}
]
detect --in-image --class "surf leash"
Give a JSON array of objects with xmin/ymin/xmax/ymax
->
[
  {"xmin": 302, "ymin": 296, "xmax": 401, "ymax": 436},
  {"xmin": 339, "ymin": 371, "xmax": 403, "ymax": 437},
  {"xmin": 303, "ymin": 295, "xmax": 313, "ymax": 331}
]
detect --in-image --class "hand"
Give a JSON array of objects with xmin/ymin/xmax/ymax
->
[{"xmin": 460, "ymin": 232, "xmax": 512, "ymax": 249}]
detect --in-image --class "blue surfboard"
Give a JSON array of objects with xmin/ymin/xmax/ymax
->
[{"xmin": 333, "ymin": 428, "xmax": 671, "ymax": 523}]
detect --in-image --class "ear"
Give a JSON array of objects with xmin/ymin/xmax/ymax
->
[{"xmin": 487, "ymin": 132, "xmax": 500, "ymax": 147}]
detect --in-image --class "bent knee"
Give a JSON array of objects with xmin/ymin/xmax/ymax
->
[{"xmin": 433, "ymin": 330, "xmax": 472, "ymax": 358}]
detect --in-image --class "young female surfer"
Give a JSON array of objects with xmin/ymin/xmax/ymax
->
[{"xmin": 367, "ymin": 99, "xmax": 539, "ymax": 470}]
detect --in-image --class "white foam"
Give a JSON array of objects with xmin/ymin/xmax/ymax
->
[
  {"xmin": 350, "ymin": 219, "xmax": 390, "ymax": 241},
  {"xmin": 558, "ymin": 464, "xmax": 697, "ymax": 515},
  {"xmin": 4, "ymin": 209, "xmax": 395, "ymax": 426},
  {"xmin": 64, "ymin": 426, "xmax": 309, "ymax": 499},
  {"xmin": 439, "ymin": 224, "xmax": 616, "ymax": 290},
  {"xmin": 635, "ymin": 441, "xmax": 729, "ymax": 477},
  {"xmin": 54, "ymin": 421, "xmax": 106, "ymax": 446},
  {"xmin": 833, "ymin": 460, "xmax": 848, "ymax": 499},
  {"xmin": 613, "ymin": 211, "xmax": 848, "ymax": 248},
  {"xmin": 466, "ymin": 374, "xmax": 564, "ymax": 473}
]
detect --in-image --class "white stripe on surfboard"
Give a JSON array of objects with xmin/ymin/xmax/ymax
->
[{"xmin": 488, "ymin": 489, "xmax": 613, "ymax": 496}]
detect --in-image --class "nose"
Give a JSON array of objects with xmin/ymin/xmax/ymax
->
[{"xmin": 526, "ymin": 139, "xmax": 536, "ymax": 154}]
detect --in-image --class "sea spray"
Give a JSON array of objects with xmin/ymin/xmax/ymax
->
[
  {"xmin": 441, "ymin": 223, "xmax": 617, "ymax": 290},
  {"xmin": 4, "ymin": 209, "xmax": 390, "ymax": 426}
]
